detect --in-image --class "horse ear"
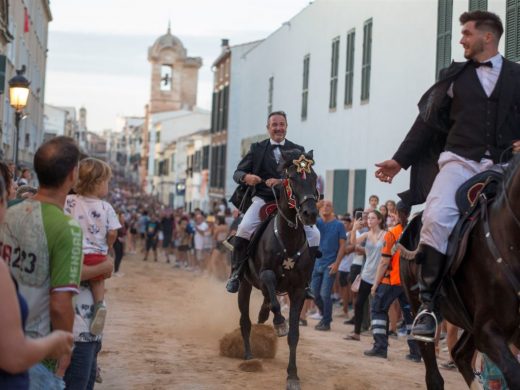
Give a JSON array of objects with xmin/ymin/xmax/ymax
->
[{"xmin": 307, "ymin": 150, "xmax": 314, "ymax": 159}]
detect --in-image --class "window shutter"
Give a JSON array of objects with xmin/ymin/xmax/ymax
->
[
  {"xmin": 436, "ymin": 0, "xmax": 453, "ymax": 79},
  {"xmin": 468, "ymin": 0, "xmax": 487, "ymax": 11},
  {"xmin": 506, "ymin": 0, "xmax": 520, "ymax": 62}
]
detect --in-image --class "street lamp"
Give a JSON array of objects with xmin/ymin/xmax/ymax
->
[{"xmin": 8, "ymin": 66, "xmax": 30, "ymax": 173}]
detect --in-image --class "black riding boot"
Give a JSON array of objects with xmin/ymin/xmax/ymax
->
[
  {"xmin": 226, "ymin": 237, "xmax": 250, "ymax": 293},
  {"xmin": 411, "ymin": 244, "xmax": 447, "ymax": 340},
  {"xmin": 305, "ymin": 246, "xmax": 322, "ymax": 300}
]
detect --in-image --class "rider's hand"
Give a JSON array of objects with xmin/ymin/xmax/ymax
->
[
  {"xmin": 243, "ymin": 174, "xmax": 262, "ymax": 186},
  {"xmin": 513, "ymin": 140, "xmax": 520, "ymax": 154},
  {"xmin": 265, "ymin": 178, "xmax": 281, "ymax": 188},
  {"xmin": 375, "ymin": 160, "xmax": 402, "ymax": 183}
]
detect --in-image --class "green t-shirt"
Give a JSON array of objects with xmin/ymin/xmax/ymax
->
[{"xmin": 0, "ymin": 200, "xmax": 83, "ymax": 339}]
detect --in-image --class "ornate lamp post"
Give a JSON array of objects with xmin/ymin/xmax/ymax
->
[{"xmin": 8, "ymin": 66, "xmax": 30, "ymax": 172}]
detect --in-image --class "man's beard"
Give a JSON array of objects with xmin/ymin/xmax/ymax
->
[{"xmin": 464, "ymin": 40, "xmax": 485, "ymax": 60}]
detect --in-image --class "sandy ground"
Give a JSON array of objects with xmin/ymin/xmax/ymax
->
[{"xmin": 96, "ymin": 252, "xmax": 467, "ymax": 390}]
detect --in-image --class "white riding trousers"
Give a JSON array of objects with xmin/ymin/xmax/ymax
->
[
  {"xmin": 236, "ymin": 196, "xmax": 321, "ymax": 246},
  {"xmin": 420, "ymin": 151, "xmax": 495, "ymax": 254}
]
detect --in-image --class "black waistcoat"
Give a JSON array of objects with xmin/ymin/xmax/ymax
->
[
  {"xmin": 254, "ymin": 144, "xmax": 284, "ymax": 201},
  {"xmin": 446, "ymin": 65, "xmax": 502, "ymax": 162}
]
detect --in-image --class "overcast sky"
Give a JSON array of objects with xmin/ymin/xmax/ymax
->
[{"xmin": 45, "ymin": 0, "xmax": 312, "ymax": 131}]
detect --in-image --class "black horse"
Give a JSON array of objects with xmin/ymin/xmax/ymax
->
[
  {"xmin": 399, "ymin": 155, "xmax": 520, "ymax": 390},
  {"xmin": 237, "ymin": 149, "xmax": 319, "ymax": 390}
]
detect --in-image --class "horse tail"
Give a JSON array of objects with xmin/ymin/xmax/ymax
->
[{"xmin": 397, "ymin": 243, "xmax": 418, "ymax": 261}]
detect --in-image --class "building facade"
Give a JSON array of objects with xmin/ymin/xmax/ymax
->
[
  {"xmin": 0, "ymin": 1, "xmax": 51, "ymax": 166},
  {"xmin": 218, "ymin": 0, "xmax": 518, "ymax": 214}
]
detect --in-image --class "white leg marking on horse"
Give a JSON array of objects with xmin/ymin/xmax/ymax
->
[{"xmin": 469, "ymin": 379, "xmax": 483, "ymax": 390}]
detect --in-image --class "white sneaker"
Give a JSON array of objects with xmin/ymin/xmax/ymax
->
[{"xmin": 309, "ymin": 312, "xmax": 323, "ymax": 320}]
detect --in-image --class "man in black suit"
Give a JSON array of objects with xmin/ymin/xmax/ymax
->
[
  {"xmin": 375, "ymin": 11, "xmax": 520, "ymax": 339},
  {"xmin": 226, "ymin": 111, "xmax": 320, "ymax": 293}
]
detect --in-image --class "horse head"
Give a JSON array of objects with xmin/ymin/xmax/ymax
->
[{"xmin": 279, "ymin": 149, "xmax": 319, "ymax": 226}]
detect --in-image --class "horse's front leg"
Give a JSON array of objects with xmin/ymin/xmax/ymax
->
[
  {"xmin": 451, "ymin": 330, "xmax": 477, "ymax": 388},
  {"xmin": 260, "ymin": 269, "xmax": 287, "ymax": 336},
  {"xmin": 418, "ymin": 339, "xmax": 444, "ymax": 390},
  {"xmin": 238, "ymin": 280, "xmax": 254, "ymax": 360},
  {"xmin": 286, "ymin": 288, "xmax": 305, "ymax": 390}
]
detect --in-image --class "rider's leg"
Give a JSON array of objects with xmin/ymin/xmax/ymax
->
[
  {"xmin": 226, "ymin": 197, "xmax": 265, "ymax": 293},
  {"xmin": 413, "ymin": 151, "xmax": 492, "ymax": 339}
]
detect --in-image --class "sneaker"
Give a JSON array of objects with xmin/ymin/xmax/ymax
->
[
  {"xmin": 90, "ymin": 302, "xmax": 107, "ymax": 336},
  {"xmin": 314, "ymin": 322, "xmax": 330, "ymax": 331},
  {"xmin": 95, "ymin": 366, "xmax": 103, "ymax": 383},
  {"xmin": 405, "ymin": 354, "xmax": 422, "ymax": 363},
  {"xmin": 364, "ymin": 348, "xmax": 387, "ymax": 359},
  {"xmin": 299, "ymin": 319, "xmax": 308, "ymax": 326},
  {"xmin": 309, "ymin": 312, "xmax": 323, "ymax": 320},
  {"xmin": 440, "ymin": 360, "xmax": 457, "ymax": 371},
  {"xmin": 344, "ymin": 317, "xmax": 355, "ymax": 325},
  {"xmin": 388, "ymin": 330, "xmax": 398, "ymax": 339}
]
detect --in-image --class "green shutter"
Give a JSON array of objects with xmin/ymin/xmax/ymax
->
[
  {"xmin": 468, "ymin": 0, "xmax": 487, "ymax": 11},
  {"xmin": 353, "ymin": 169, "xmax": 366, "ymax": 210},
  {"xmin": 345, "ymin": 29, "xmax": 355, "ymax": 106},
  {"xmin": 333, "ymin": 170, "xmax": 349, "ymax": 215},
  {"xmin": 436, "ymin": 0, "xmax": 453, "ymax": 79},
  {"xmin": 506, "ymin": 0, "xmax": 520, "ymax": 62},
  {"xmin": 361, "ymin": 19, "xmax": 372, "ymax": 101}
]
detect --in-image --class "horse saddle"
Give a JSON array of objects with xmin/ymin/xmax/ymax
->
[
  {"xmin": 448, "ymin": 170, "xmax": 503, "ymax": 275},
  {"xmin": 400, "ymin": 169, "xmax": 503, "ymax": 274},
  {"xmin": 259, "ymin": 202, "xmax": 277, "ymax": 222}
]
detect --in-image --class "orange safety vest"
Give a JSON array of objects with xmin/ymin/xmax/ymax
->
[{"xmin": 380, "ymin": 224, "xmax": 403, "ymax": 286}]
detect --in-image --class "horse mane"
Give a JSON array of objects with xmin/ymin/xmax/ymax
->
[
  {"xmin": 278, "ymin": 149, "xmax": 314, "ymax": 171},
  {"xmin": 496, "ymin": 153, "xmax": 520, "ymax": 202}
]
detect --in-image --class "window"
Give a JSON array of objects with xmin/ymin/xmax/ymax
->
[
  {"xmin": 506, "ymin": 0, "xmax": 520, "ymax": 62},
  {"xmin": 301, "ymin": 55, "xmax": 310, "ymax": 120},
  {"xmin": 329, "ymin": 37, "xmax": 340, "ymax": 109},
  {"xmin": 361, "ymin": 19, "xmax": 372, "ymax": 101},
  {"xmin": 267, "ymin": 76, "xmax": 274, "ymax": 115},
  {"xmin": 436, "ymin": 0, "xmax": 453, "ymax": 79},
  {"xmin": 468, "ymin": 0, "xmax": 487, "ymax": 11},
  {"xmin": 202, "ymin": 145, "xmax": 209, "ymax": 170},
  {"xmin": 344, "ymin": 29, "xmax": 355, "ymax": 106},
  {"xmin": 160, "ymin": 65, "xmax": 172, "ymax": 91},
  {"xmin": 222, "ymin": 85, "xmax": 229, "ymax": 130},
  {"xmin": 156, "ymin": 130, "xmax": 160, "ymax": 143},
  {"xmin": 211, "ymin": 91, "xmax": 218, "ymax": 133},
  {"xmin": 218, "ymin": 88, "xmax": 225, "ymax": 131}
]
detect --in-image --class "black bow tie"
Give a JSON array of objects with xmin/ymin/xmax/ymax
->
[{"xmin": 472, "ymin": 60, "xmax": 493, "ymax": 68}]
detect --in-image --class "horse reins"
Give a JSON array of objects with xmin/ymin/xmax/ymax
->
[{"xmin": 480, "ymin": 146, "xmax": 520, "ymax": 312}]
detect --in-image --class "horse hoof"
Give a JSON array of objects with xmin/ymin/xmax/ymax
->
[
  {"xmin": 274, "ymin": 321, "xmax": 289, "ymax": 337},
  {"xmin": 286, "ymin": 379, "xmax": 301, "ymax": 390}
]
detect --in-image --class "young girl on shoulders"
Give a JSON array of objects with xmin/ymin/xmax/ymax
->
[{"xmin": 65, "ymin": 158, "xmax": 121, "ymax": 335}]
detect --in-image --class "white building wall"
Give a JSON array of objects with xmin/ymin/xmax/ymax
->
[
  {"xmin": 43, "ymin": 104, "xmax": 67, "ymax": 137},
  {"xmin": 225, "ymin": 0, "xmax": 509, "ymax": 209}
]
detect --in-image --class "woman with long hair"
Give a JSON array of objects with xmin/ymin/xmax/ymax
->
[{"xmin": 344, "ymin": 210, "xmax": 386, "ymax": 341}]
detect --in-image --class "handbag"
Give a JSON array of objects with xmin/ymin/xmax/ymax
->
[{"xmin": 351, "ymin": 274, "xmax": 361, "ymax": 293}]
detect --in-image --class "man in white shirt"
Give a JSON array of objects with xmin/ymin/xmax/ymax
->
[{"xmin": 375, "ymin": 11, "xmax": 520, "ymax": 339}]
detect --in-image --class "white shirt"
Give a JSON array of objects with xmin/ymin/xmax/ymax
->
[
  {"xmin": 448, "ymin": 53, "xmax": 503, "ymax": 98},
  {"xmin": 194, "ymin": 221, "xmax": 209, "ymax": 250},
  {"xmin": 65, "ymin": 195, "xmax": 121, "ymax": 255},
  {"xmin": 270, "ymin": 139, "xmax": 285, "ymax": 163}
]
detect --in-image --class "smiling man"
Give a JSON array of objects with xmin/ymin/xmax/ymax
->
[
  {"xmin": 375, "ymin": 11, "xmax": 520, "ymax": 340},
  {"xmin": 226, "ymin": 111, "xmax": 320, "ymax": 293}
]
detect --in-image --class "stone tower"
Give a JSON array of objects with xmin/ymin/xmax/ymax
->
[{"xmin": 148, "ymin": 24, "xmax": 202, "ymax": 114}]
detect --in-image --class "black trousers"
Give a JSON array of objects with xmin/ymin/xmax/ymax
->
[
  {"xmin": 114, "ymin": 240, "xmax": 124, "ymax": 273},
  {"xmin": 354, "ymin": 279, "xmax": 373, "ymax": 334}
]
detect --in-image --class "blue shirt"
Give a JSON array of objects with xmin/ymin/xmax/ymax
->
[{"xmin": 316, "ymin": 218, "xmax": 346, "ymax": 266}]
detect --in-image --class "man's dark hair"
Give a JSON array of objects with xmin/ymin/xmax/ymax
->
[
  {"xmin": 460, "ymin": 11, "xmax": 503, "ymax": 40},
  {"xmin": 34, "ymin": 136, "xmax": 80, "ymax": 188},
  {"xmin": 267, "ymin": 111, "xmax": 287, "ymax": 125}
]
